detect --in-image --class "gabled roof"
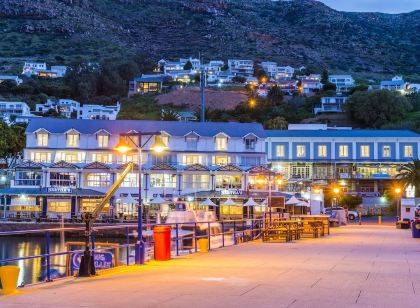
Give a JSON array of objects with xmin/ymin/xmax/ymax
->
[
  {"xmin": 14, "ymin": 161, "xmax": 44, "ymax": 169},
  {"xmin": 184, "ymin": 164, "xmax": 209, "ymax": 171},
  {"xmin": 117, "ymin": 162, "xmax": 139, "ymax": 171},
  {"xmin": 50, "ymin": 161, "xmax": 78, "ymax": 169},
  {"xmin": 94, "ymin": 129, "xmax": 111, "ymax": 135},
  {"xmin": 215, "ymin": 164, "xmax": 243, "ymax": 172},
  {"xmin": 149, "ymin": 163, "xmax": 176, "ymax": 171},
  {"xmin": 26, "ymin": 118, "xmax": 266, "ymax": 138},
  {"xmin": 84, "ymin": 161, "xmax": 111, "ymax": 170},
  {"xmin": 247, "ymin": 165, "xmax": 275, "ymax": 175}
]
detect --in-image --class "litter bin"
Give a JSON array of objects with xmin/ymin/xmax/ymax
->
[
  {"xmin": 198, "ymin": 238, "xmax": 209, "ymax": 253},
  {"xmin": 0, "ymin": 265, "xmax": 20, "ymax": 295},
  {"xmin": 153, "ymin": 226, "xmax": 171, "ymax": 261},
  {"xmin": 412, "ymin": 220, "xmax": 420, "ymax": 238}
]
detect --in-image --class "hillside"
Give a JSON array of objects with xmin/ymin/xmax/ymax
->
[{"xmin": 0, "ymin": 0, "xmax": 419, "ymax": 75}]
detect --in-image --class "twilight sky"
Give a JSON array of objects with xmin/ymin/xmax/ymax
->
[{"xmin": 319, "ymin": 0, "xmax": 420, "ymax": 14}]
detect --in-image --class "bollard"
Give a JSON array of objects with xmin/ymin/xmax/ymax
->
[
  {"xmin": 0, "ymin": 265, "xmax": 20, "ymax": 295},
  {"xmin": 198, "ymin": 238, "xmax": 209, "ymax": 253},
  {"xmin": 378, "ymin": 215, "xmax": 382, "ymax": 225}
]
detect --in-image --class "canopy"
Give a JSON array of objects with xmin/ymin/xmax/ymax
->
[
  {"xmin": 223, "ymin": 198, "xmax": 238, "ymax": 206},
  {"xmin": 285, "ymin": 196, "xmax": 300, "ymax": 205},
  {"xmin": 199, "ymin": 197, "xmax": 217, "ymax": 207},
  {"xmin": 119, "ymin": 194, "xmax": 137, "ymax": 204},
  {"xmin": 296, "ymin": 200, "xmax": 310, "ymax": 207},
  {"xmin": 149, "ymin": 196, "xmax": 166, "ymax": 204},
  {"xmin": 243, "ymin": 197, "xmax": 260, "ymax": 207},
  {"xmin": 260, "ymin": 198, "xmax": 268, "ymax": 206}
]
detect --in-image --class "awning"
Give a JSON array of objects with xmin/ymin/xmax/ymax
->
[
  {"xmin": 0, "ymin": 188, "xmax": 104, "ymax": 197},
  {"xmin": 222, "ymin": 198, "xmax": 238, "ymax": 206},
  {"xmin": 199, "ymin": 198, "xmax": 217, "ymax": 207},
  {"xmin": 149, "ymin": 196, "xmax": 166, "ymax": 204},
  {"xmin": 285, "ymin": 196, "xmax": 300, "ymax": 205},
  {"xmin": 296, "ymin": 200, "xmax": 310, "ymax": 207},
  {"xmin": 243, "ymin": 197, "xmax": 260, "ymax": 207}
]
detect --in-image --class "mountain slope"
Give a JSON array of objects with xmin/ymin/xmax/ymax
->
[{"xmin": 0, "ymin": 0, "xmax": 419, "ymax": 74}]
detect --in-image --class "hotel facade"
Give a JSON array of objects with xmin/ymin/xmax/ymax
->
[
  {"xmin": 1, "ymin": 118, "xmax": 269, "ymax": 219},
  {"xmin": 1, "ymin": 120, "xmax": 419, "ymax": 219}
]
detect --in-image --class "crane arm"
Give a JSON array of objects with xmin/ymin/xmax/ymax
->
[{"xmin": 91, "ymin": 161, "xmax": 135, "ymax": 220}]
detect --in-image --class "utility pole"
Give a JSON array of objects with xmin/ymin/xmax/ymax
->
[{"xmin": 199, "ymin": 52, "xmax": 205, "ymax": 122}]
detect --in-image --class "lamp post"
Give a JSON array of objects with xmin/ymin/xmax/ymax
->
[
  {"xmin": 333, "ymin": 187, "xmax": 340, "ymax": 208},
  {"xmin": 115, "ymin": 133, "xmax": 167, "ymax": 265},
  {"xmin": 394, "ymin": 187, "xmax": 402, "ymax": 219},
  {"xmin": 256, "ymin": 174, "xmax": 283, "ymax": 224}
]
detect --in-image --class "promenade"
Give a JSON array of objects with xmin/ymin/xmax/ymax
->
[{"xmin": 2, "ymin": 224, "xmax": 420, "ymax": 308}]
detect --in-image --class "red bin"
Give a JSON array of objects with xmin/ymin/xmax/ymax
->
[{"xmin": 153, "ymin": 226, "xmax": 171, "ymax": 261}]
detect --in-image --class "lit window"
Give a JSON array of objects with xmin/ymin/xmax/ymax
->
[
  {"xmin": 296, "ymin": 145, "xmax": 306, "ymax": 157},
  {"xmin": 183, "ymin": 174, "xmax": 209, "ymax": 189},
  {"xmin": 161, "ymin": 135, "xmax": 169, "ymax": 146},
  {"xmin": 37, "ymin": 133, "xmax": 48, "ymax": 147},
  {"xmin": 339, "ymin": 145, "xmax": 349, "ymax": 157},
  {"xmin": 85, "ymin": 173, "xmax": 111, "ymax": 187},
  {"xmin": 30, "ymin": 152, "xmax": 51, "ymax": 163},
  {"xmin": 215, "ymin": 136, "xmax": 228, "ymax": 151},
  {"xmin": 97, "ymin": 135, "xmax": 109, "ymax": 148},
  {"xmin": 383, "ymin": 146, "xmax": 391, "ymax": 157},
  {"xmin": 215, "ymin": 175, "xmax": 242, "ymax": 189},
  {"xmin": 404, "ymin": 145, "xmax": 413, "ymax": 157},
  {"xmin": 150, "ymin": 174, "xmax": 176, "ymax": 188},
  {"xmin": 276, "ymin": 145, "xmax": 285, "ymax": 157},
  {"xmin": 50, "ymin": 172, "xmax": 77, "ymax": 187},
  {"xmin": 119, "ymin": 173, "xmax": 139, "ymax": 187},
  {"xmin": 318, "ymin": 145, "xmax": 327, "ymax": 157},
  {"xmin": 47, "ymin": 201, "xmax": 71, "ymax": 213},
  {"xmin": 67, "ymin": 133, "xmax": 79, "ymax": 147},
  {"xmin": 183, "ymin": 155, "xmax": 202, "ymax": 165},
  {"xmin": 92, "ymin": 153, "xmax": 113, "ymax": 164},
  {"xmin": 360, "ymin": 145, "xmax": 370, "ymax": 157},
  {"xmin": 213, "ymin": 155, "xmax": 230, "ymax": 165}
]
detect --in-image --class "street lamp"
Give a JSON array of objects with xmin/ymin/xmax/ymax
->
[
  {"xmin": 114, "ymin": 133, "xmax": 167, "ymax": 265},
  {"xmin": 248, "ymin": 98, "xmax": 256, "ymax": 109},
  {"xmin": 394, "ymin": 187, "xmax": 402, "ymax": 219},
  {"xmin": 333, "ymin": 187, "xmax": 340, "ymax": 208}
]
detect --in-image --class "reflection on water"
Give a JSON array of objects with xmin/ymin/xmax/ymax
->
[{"xmin": 0, "ymin": 236, "xmax": 130, "ymax": 286}]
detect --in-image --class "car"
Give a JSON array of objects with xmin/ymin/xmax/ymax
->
[{"xmin": 323, "ymin": 207, "xmax": 358, "ymax": 220}]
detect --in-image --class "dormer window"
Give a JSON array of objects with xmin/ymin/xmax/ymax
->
[
  {"xmin": 185, "ymin": 132, "xmax": 199, "ymax": 150},
  {"xmin": 244, "ymin": 134, "xmax": 257, "ymax": 150},
  {"xmin": 97, "ymin": 134, "xmax": 109, "ymax": 148},
  {"xmin": 37, "ymin": 132, "xmax": 49, "ymax": 147},
  {"xmin": 67, "ymin": 132, "xmax": 79, "ymax": 147},
  {"xmin": 215, "ymin": 134, "xmax": 228, "ymax": 151}
]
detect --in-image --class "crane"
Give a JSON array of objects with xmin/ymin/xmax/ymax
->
[{"xmin": 78, "ymin": 161, "xmax": 134, "ymax": 276}]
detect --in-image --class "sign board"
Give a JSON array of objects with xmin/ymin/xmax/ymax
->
[
  {"xmin": 220, "ymin": 189, "xmax": 243, "ymax": 196},
  {"xmin": 271, "ymin": 196, "xmax": 285, "ymax": 209},
  {"xmin": 71, "ymin": 252, "xmax": 113, "ymax": 272},
  {"xmin": 47, "ymin": 187, "xmax": 72, "ymax": 194}
]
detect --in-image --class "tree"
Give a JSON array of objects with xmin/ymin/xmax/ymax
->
[
  {"xmin": 267, "ymin": 86, "xmax": 284, "ymax": 105},
  {"xmin": 253, "ymin": 63, "xmax": 268, "ymax": 81},
  {"xmin": 338, "ymin": 195, "xmax": 362, "ymax": 210},
  {"xmin": 349, "ymin": 84, "xmax": 368, "ymax": 95},
  {"xmin": 232, "ymin": 76, "xmax": 247, "ymax": 83},
  {"xmin": 321, "ymin": 70, "xmax": 329, "ymax": 85},
  {"xmin": 264, "ymin": 116, "xmax": 288, "ymax": 129},
  {"xmin": 0, "ymin": 122, "xmax": 25, "ymax": 167},
  {"xmin": 345, "ymin": 90, "xmax": 412, "ymax": 128},
  {"xmin": 397, "ymin": 159, "xmax": 420, "ymax": 197},
  {"xmin": 160, "ymin": 109, "xmax": 179, "ymax": 121},
  {"xmin": 183, "ymin": 60, "xmax": 193, "ymax": 70},
  {"xmin": 320, "ymin": 69, "xmax": 336, "ymax": 92}
]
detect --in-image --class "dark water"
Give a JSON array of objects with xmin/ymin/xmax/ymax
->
[{"xmin": 0, "ymin": 236, "xmax": 131, "ymax": 286}]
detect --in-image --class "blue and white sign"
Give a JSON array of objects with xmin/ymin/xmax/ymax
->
[{"xmin": 71, "ymin": 252, "xmax": 114, "ymax": 271}]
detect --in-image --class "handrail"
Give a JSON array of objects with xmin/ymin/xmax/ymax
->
[{"xmin": 0, "ymin": 218, "xmax": 264, "ymax": 285}]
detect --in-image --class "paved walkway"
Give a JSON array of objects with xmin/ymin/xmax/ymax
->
[{"xmin": 2, "ymin": 225, "xmax": 420, "ymax": 307}]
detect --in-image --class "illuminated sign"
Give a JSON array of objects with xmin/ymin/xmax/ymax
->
[
  {"xmin": 220, "ymin": 189, "xmax": 243, "ymax": 196},
  {"xmin": 47, "ymin": 187, "xmax": 72, "ymax": 194}
]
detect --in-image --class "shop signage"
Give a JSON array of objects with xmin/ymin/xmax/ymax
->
[
  {"xmin": 220, "ymin": 189, "xmax": 243, "ymax": 196},
  {"xmin": 47, "ymin": 187, "xmax": 72, "ymax": 194},
  {"xmin": 71, "ymin": 252, "xmax": 113, "ymax": 271}
]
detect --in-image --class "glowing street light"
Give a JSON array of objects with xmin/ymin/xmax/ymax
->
[
  {"xmin": 248, "ymin": 98, "xmax": 256, "ymax": 108},
  {"xmin": 114, "ymin": 132, "xmax": 167, "ymax": 265}
]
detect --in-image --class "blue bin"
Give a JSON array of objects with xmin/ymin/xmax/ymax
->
[{"xmin": 411, "ymin": 220, "xmax": 420, "ymax": 238}]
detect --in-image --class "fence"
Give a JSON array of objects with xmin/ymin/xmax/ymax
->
[{"xmin": 0, "ymin": 218, "xmax": 264, "ymax": 286}]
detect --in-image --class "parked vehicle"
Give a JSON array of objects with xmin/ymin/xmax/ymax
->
[{"xmin": 323, "ymin": 207, "xmax": 358, "ymax": 220}]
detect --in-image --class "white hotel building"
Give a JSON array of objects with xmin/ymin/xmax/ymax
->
[{"xmin": 1, "ymin": 118, "xmax": 269, "ymax": 219}]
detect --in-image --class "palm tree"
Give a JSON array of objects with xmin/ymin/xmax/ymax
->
[
  {"xmin": 397, "ymin": 159, "xmax": 420, "ymax": 197},
  {"xmin": 160, "ymin": 109, "xmax": 179, "ymax": 121}
]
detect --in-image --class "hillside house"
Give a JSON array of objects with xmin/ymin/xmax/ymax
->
[
  {"xmin": 129, "ymin": 75, "xmax": 164, "ymax": 96},
  {"xmin": 0, "ymin": 75, "xmax": 23, "ymax": 85}
]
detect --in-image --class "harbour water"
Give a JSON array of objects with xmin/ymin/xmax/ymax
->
[{"xmin": 0, "ymin": 236, "xmax": 131, "ymax": 286}]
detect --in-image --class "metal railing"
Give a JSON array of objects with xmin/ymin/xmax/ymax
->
[{"xmin": 0, "ymin": 218, "xmax": 264, "ymax": 286}]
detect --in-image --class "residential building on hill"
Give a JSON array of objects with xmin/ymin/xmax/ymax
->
[
  {"xmin": 314, "ymin": 96, "xmax": 348, "ymax": 114},
  {"xmin": 228, "ymin": 59, "xmax": 254, "ymax": 77},
  {"xmin": 328, "ymin": 75, "xmax": 355, "ymax": 93},
  {"xmin": 380, "ymin": 76, "xmax": 408, "ymax": 93},
  {"xmin": 129, "ymin": 75, "xmax": 164, "ymax": 96},
  {"xmin": 0, "ymin": 75, "xmax": 23, "ymax": 85},
  {"xmin": 78, "ymin": 103, "xmax": 121, "ymax": 120},
  {"xmin": 36, "ymin": 99, "xmax": 80, "ymax": 118}
]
